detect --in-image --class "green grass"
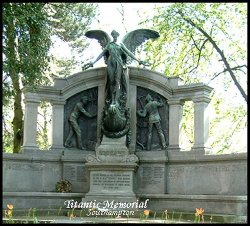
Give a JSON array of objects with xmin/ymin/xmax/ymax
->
[{"xmin": 2, "ymin": 208, "xmax": 247, "ymax": 224}]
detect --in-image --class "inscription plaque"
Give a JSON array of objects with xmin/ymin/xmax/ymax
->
[
  {"xmin": 64, "ymin": 165, "xmax": 76, "ymax": 181},
  {"xmin": 64, "ymin": 165, "xmax": 88, "ymax": 182},
  {"xmin": 91, "ymin": 172, "xmax": 132, "ymax": 192},
  {"xmin": 136, "ymin": 164, "xmax": 165, "ymax": 194},
  {"xmin": 4, "ymin": 162, "xmax": 43, "ymax": 171},
  {"xmin": 77, "ymin": 166, "xmax": 87, "ymax": 182},
  {"xmin": 141, "ymin": 165, "xmax": 164, "ymax": 185}
]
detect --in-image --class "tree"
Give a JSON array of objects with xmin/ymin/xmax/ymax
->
[
  {"xmin": 3, "ymin": 3, "xmax": 51, "ymax": 153},
  {"xmin": 143, "ymin": 3, "xmax": 247, "ymax": 101},
  {"xmin": 141, "ymin": 3, "xmax": 247, "ymax": 153},
  {"xmin": 2, "ymin": 3, "xmax": 97, "ymax": 153}
]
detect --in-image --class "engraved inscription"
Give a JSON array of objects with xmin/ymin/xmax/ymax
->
[
  {"xmin": 141, "ymin": 166, "xmax": 164, "ymax": 185},
  {"xmin": 64, "ymin": 165, "xmax": 88, "ymax": 183},
  {"xmin": 92, "ymin": 172, "xmax": 131, "ymax": 190},
  {"xmin": 168, "ymin": 168, "xmax": 184, "ymax": 179},
  {"xmin": 4, "ymin": 162, "xmax": 43, "ymax": 171},
  {"xmin": 167, "ymin": 164, "xmax": 246, "ymax": 181},
  {"xmin": 64, "ymin": 165, "xmax": 76, "ymax": 181},
  {"xmin": 98, "ymin": 150, "xmax": 126, "ymax": 156},
  {"xmin": 76, "ymin": 166, "xmax": 87, "ymax": 182},
  {"xmin": 185, "ymin": 165, "xmax": 238, "ymax": 173}
]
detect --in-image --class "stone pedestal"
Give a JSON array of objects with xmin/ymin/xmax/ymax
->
[
  {"xmin": 82, "ymin": 135, "xmax": 138, "ymax": 206},
  {"xmin": 84, "ymin": 163, "xmax": 137, "ymax": 203},
  {"xmin": 94, "ymin": 136, "xmax": 139, "ymax": 163}
]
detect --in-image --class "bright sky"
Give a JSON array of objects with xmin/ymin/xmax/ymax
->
[
  {"xmin": 51, "ymin": 3, "xmax": 169, "ymax": 67},
  {"xmin": 90, "ymin": 3, "xmax": 167, "ymax": 37}
]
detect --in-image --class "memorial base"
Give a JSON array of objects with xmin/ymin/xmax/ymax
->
[
  {"xmin": 95, "ymin": 136, "xmax": 130, "ymax": 162},
  {"xmin": 83, "ymin": 162, "xmax": 138, "ymax": 206},
  {"xmin": 83, "ymin": 135, "xmax": 139, "ymax": 210}
]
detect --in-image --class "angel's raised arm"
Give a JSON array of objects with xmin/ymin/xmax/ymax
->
[
  {"xmin": 82, "ymin": 50, "xmax": 105, "ymax": 70},
  {"xmin": 82, "ymin": 30, "xmax": 111, "ymax": 70},
  {"xmin": 91, "ymin": 46, "xmax": 107, "ymax": 64}
]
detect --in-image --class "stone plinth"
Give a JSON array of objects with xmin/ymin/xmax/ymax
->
[
  {"xmin": 94, "ymin": 136, "xmax": 138, "ymax": 163},
  {"xmin": 83, "ymin": 135, "xmax": 138, "ymax": 205},
  {"xmin": 83, "ymin": 163, "xmax": 138, "ymax": 204},
  {"xmin": 95, "ymin": 136, "xmax": 129, "ymax": 162}
]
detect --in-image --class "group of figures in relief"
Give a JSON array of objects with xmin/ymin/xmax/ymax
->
[{"xmin": 64, "ymin": 28, "xmax": 167, "ymax": 151}]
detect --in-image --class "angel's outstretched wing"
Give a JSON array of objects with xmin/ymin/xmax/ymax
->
[
  {"xmin": 122, "ymin": 29, "xmax": 160, "ymax": 63},
  {"xmin": 85, "ymin": 30, "xmax": 111, "ymax": 49}
]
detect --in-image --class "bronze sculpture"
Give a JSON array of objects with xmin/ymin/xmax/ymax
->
[
  {"xmin": 83, "ymin": 29, "xmax": 159, "ymax": 140},
  {"xmin": 137, "ymin": 94, "xmax": 167, "ymax": 150},
  {"xmin": 65, "ymin": 96, "xmax": 96, "ymax": 150}
]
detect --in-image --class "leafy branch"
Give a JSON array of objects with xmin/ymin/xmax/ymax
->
[
  {"xmin": 177, "ymin": 10, "xmax": 247, "ymax": 102},
  {"xmin": 209, "ymin": 64, "xmax": 247, "ymax": 82}
]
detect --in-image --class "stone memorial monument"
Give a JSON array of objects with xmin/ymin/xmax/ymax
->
[
  {"xmin": 82, "ymin": 29, "xmax": 160, "ymax": 204},
  {"xmin": 2, "ymin": 28, "xmax": 247, "ymax": 221}
]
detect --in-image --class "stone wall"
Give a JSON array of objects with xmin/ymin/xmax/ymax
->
[
  {"xmin": 3, "ymin": 151, "xmax": 247, "ymax": 215},
  {"xmin": 165, "ymin": 152, "xmax": 247, "ymax": 195},
  {"xmin": 4, "ymin": 151, "xmax": 246, "ymax": 195},
  {"xmin": 3, "ymin": 67, "xmax": 246, "ymax": 216}
]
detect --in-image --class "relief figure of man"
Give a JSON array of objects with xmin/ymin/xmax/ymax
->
[
  {"xmin": 65, "ymin": 96, "xmax": 95, "ymax": 150},
  {"xmin": 137, "ymin": 94, "xmax": 167, "ymax": 150}
]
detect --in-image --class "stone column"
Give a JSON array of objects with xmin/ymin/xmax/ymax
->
[
  {"xmin": 51, "ymin": 100, "xmax": 65, "ymax": 150},
  {"xmin": 129, "ymin": 84, "xmax": 137, "ymax": 153},
  {"xmin": 191, "ymin": 97, "xmax": 211, "ymax": 153},
  {"xmin": 22, "ymin": 93, "xmax": 40, "ymax": 151},
  {"xmin": 168, "ymin": 99, "xmax": 184, "ymax": 151}
]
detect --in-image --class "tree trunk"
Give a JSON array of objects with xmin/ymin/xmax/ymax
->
[
  {"xmin": 6, "ymin": 11, "xmax": 24, "ymax": 153},
  {"xmin": 12, "ymin": 79, "xmax": 23, "ymax": 153}
]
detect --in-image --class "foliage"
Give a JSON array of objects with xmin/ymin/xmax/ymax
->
[
  {"xmin": 3, "ymin": 103, "xmax": 14, "ymax": 153},
  {"xmin": 47, "ymin": 3, "xmax": 97, "ymax": 51},
  {"xmin": 37, "ymin": 101, "xmax": 52, "ymax": 150},
  {"xmin": 3, "ymin": 3, "xmax": 51, "ymax": 152},
  {"xmin": 141, "ymin": 3, "xmax": 247, "ymax": 153},
  {"xmin": 3, "ymin": 3, "xmax": 51, "ymax": 88},
  {"xmin": 143, "ymin": 3, "xmax": 247, "ymax": 97},
  {"xmin": 2, "ymin": 3, "xmax": 97, "ymax": 152},
  {"xmin": 46, "ymin": 3, "xmax": 98, "ymax": 78},
  {"xmin": 208, "ymin": 93, "xmax": 247, "ymax": 153},
  {"xmin": 55, "ymin": 180, "xmax": 72, "ymax": 193}
]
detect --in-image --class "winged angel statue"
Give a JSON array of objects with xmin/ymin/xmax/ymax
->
[{"xmin": 83, "ymin": 29, "xmax": 159, "ymax": 140}]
